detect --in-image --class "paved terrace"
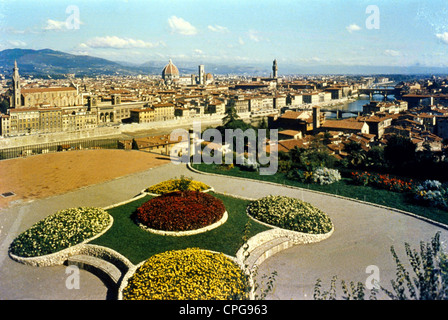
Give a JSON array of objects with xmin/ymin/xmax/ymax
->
[{"xmin": 0, "ymin": 155, "xmax": 447, "ymax": 299}]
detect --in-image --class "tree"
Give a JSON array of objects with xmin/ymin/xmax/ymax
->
[
  {"xmin": 365, "ymin": 146, "xmax": 385, "ymax": 169},
  {"xmin": 384, "ymin": 134, "xmax": 416, "ymax": 170},
  {"xmin": 344, "ymin": 141, "xmax": 366, "ymax": 167},
  {"xmin": 0, "ymin": 99, "xmax": 9, "ymax": 114},
  {"xmin": 222, "ymin": 99, "xmax": 240, "ymax": 127}
]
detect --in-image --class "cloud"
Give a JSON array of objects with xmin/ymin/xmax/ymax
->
[
  {"xmin": 168, "ymin": 16, "xmax": 197, "ymax": 36},
  {"xmin": 207, "ymin": 25, "xmax": 228, "ymax": 33},
  {"xmin": 238, "ymin": 37, "xmax": 245, "ymax": 45},
  {"xmin": 8, "ymin": 40, "xmax": 26, "ymax": 47},
  {"xmin": 194, "ymin": 49, "xmax": 204, "ymax": 54},
  {"xmin": 43, "ymin": 19, "xmax": 67, "ymax": 31},
  {"xmin": 248, "ymin": 29, "xmax": 262, "ymax": 42},
  {"xmin": 346, "ymin": 24, "xmax": 361, "ymax": 33},
  {"xmin": 436, "ymin": 32, "xmax": 448, "ymax": 44},
  {"xmin": 384, "ymin": 49, "xmax": 401, "ymax": 57},
  {"xmin": 43, "ymin": 18, "xmax": 82, "ymax": 31},
  {"xmin": 81, "ymin": 36, "xmax": 161, "ymax": 49}
]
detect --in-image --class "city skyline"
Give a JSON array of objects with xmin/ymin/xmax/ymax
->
[{"xmin": 1, "ymin": 0, "xmax": 448, "ymax": 71}]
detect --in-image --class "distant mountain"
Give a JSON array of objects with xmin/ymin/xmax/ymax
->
[
  {"xmin": 0, "ymin": 48, "xmax": 267, "ymax": 77},
  {"xmin": 0, "ymin": 48, "xmax": 447, "ymax": 78},
  {"xmin": 0, "ymin": 48, "xmax": 145, "ymax": 77}
]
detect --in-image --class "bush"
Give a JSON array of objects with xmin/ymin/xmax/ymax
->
[
  {"xmin": 9, "ymin": 207, "xmax": 111, "ymax": 257},
  {"xmin": 286, "ymin": 169, "xmax": 313, "ymax": 183},
  {"xmin": 136, "ymin": 191, "xmax": 226, "ymax": 232},
  {"xmin": 246, "ymin": 195, "xmax": 333, "ymax": 234},
  {"xmin": 312, "ymin": 167, "xmax": 342, "ymax": 185},
  {"xmin": 414, "ymin": 180, "xmax": 448, "ymax": 210},
  {"xmin": 238, "ymin": 158, "xmax": 260, "ymax": 172},
  {"xmin": 286, "ymin": 167, "xmax": 341, "ymax": 185},
  {"xmin": 122, "ymin": 248, "xmax": 249, "ymax": 300},
  {"xmin": 147, "ymin": 176, "xmax": 210, "ymax": 194}
]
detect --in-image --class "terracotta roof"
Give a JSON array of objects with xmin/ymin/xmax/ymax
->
[
  {"xmin": 9, "ymin": 108, "xmax": 40, "ymax": 113},
  {"xmin": 271, "ymin": 139, "xmax": 307, "ymax": 153},
  {"xmin": 152, "ymin": 103, "xmax": 175, "ymax": 108},
  {"xmin": 21, "ymin": 87, "xmax": 77, "ymax": 93},
  {"xmin": 280, "ymin": 110, "xmax": 312, "ymax": 120},
  {"xmin": 278, "ymin": 130, "xmax": 301, "ymax": 136},
  {"xmin": 321, "ymin": 119, "xmax": 366, "ymax": 130}
]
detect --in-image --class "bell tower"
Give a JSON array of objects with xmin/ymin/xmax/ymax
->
[
  {"xmin": 12, "ymin": 60, "xmax": 21, "ymax": 108},
  {"xmin": 272, "ymin": 59, "xmax": 278, "ymax": 79}
]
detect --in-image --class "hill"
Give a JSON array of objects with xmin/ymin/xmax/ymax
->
[{"xmin": 0, "ymin": 48, "xmax": 148, "ymax": 77}]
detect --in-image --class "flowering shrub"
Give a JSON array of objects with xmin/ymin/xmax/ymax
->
[
  {"xmin": 312, "ymin": 167, "xmax": 342, "ymax": 185},
  {"xmin": 286, "ymin": 167, "xmax": 341, "ymax": 185},
  {"xmin": 147, "ymin": 176, "xmax": 210, "ymax": 194},
  {"xmin": 9, "ymin": 207, "xmax": 111, "ymax": 257},
  {"xmin": 122, "ymin": 248, "xmax": 248, "ymax": 300},
  {"xmin": 136, "ymin": 191, "xmax": 226, "ymax": 232},
  {"xmin": 246, "ymin": 195, "xmax": 333, "ymax": 234},
  {"xmin": 351, "ymin": 171, "xmax": 414, "ymax": 193},
  {"xmin": 287, "ymin": 169, "xmax": 314, "ymax": 183},
  {"xmin": 238, "ymin": 158, "xmax": 260, "ymax": 172},
  {"xmin": 414, "ymin": 180, "xmax": 448, "ymax": 210}
]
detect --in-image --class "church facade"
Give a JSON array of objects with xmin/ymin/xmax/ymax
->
[{"xmin": 10, "ymin": 61, "xmax": 82, "ymax": 109}]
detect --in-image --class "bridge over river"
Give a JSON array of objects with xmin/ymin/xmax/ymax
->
[
  {"xmin": 357, "ymin": 87, "xmax": 398, "ymax": 99},
  {"xmin": 320, "ymin": 108, "xmax": 362, "ymax": 119}
]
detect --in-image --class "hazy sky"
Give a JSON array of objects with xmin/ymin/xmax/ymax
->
[{"xmin": 1, "ymin": 0, "xmax": 448, "ymax": 68}]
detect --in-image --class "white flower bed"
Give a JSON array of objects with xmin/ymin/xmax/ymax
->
[
  {"xmin": 9, "ymin": 217, "xmax": 114, "ymax": 267},
  {"xmin": 9, "ymin": 207, "xmax": 112, "ymax": 259},
  {"xmin": 246, "ymin": 195, "xmax": 334, "ymax": 234}
]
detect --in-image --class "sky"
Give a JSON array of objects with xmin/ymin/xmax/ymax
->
[{"xmin": 1, "ymin": 0, "xmax": 448, "ymax": 69}]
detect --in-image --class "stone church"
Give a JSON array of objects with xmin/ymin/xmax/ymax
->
[{"xmin": 10, "ymin": 61, "xmax": 83, "ymax": 109}]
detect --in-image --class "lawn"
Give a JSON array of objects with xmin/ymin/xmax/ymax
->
[
  {"xmin": 191, "ymin": 163, "xmax": 448, "ymax": 226},
  {"xmin": 90, "ymin": 192, "xmax": 271, "ymax": 265}
]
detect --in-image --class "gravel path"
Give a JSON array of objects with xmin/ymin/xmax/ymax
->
[{"xmin": 1, "ymin": 158, "xmax": 447, "ymax": 300}]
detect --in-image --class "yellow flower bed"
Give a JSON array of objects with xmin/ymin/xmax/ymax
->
[
  {"xmin": 122, "ymin": 248, "xmax": 248, "ymax": 300},
  {"xmin": 146, "ymin": 176, "xmax": 210, "ymax": 195}
]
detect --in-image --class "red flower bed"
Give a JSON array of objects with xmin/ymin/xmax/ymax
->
[
  {"xmin": 136, "ymin": 191, "xmax": 226, "ymax": 232},
  {"xmin": 351, "ymin": 171, "xmax": 414, "ymax": 193}
]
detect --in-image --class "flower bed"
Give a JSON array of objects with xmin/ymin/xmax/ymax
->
[
  {"xmin": 121, "ymin": 248, "xmax": 248, "ymax": 300},
  {"xmin": 9, "ymin": 207, "xmax": 111, "ymax": 258},
  {"xmin": 351, "ymin": 171, "xmax": 414, "ymax": 193},
  {"xmin": 246, "ymin": 195, "xmax": 333, "ymax": 234},
  {"xmin": 136, "ymin": 191, "xmax": 226, "ymax": 232},
  {"xmin": 146, "ymin": 176, "xmax": 211, "ymax": 195}
]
